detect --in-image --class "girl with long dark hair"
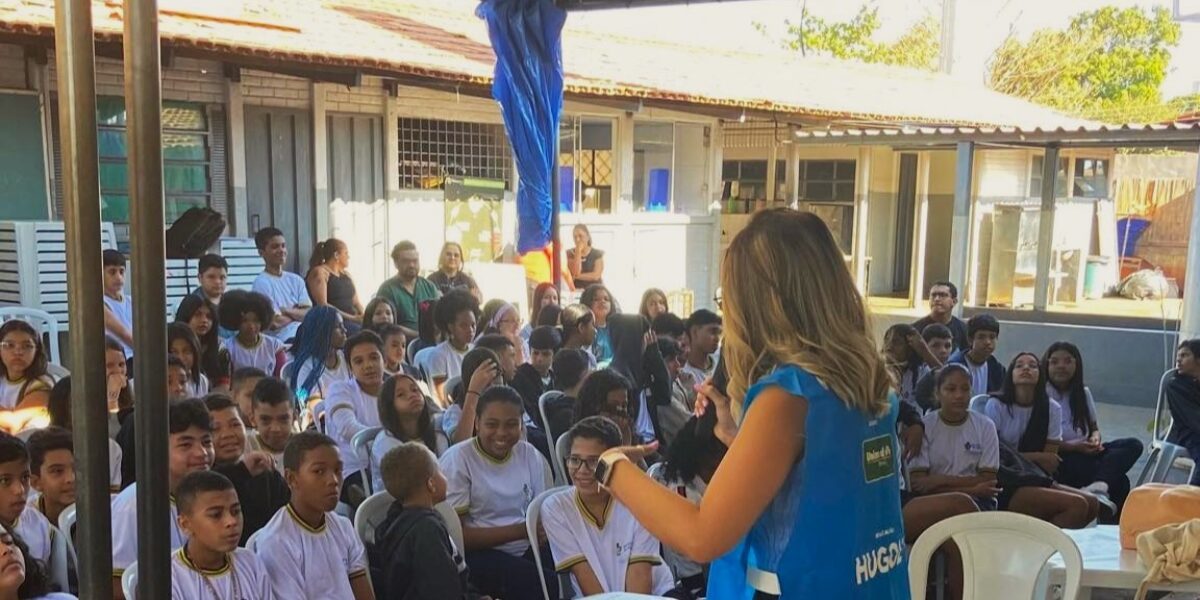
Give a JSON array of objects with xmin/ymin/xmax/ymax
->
[
  {"xmin": 174, "ymin": 294, "xmax": 231, "ymax": 389},
  {"xmin": 370, "ymin": 373, "xmax": 444, "ymax": 492},
  {"xmin": 580, "ymin": 284, "xmax": 616, "ymax": 365},
  {"xmin": 167, "ymin": 322, "xmax": 209, "ymax": 397},
  {"xmin": 0, "ymin": 321, "xmax": 52, "ymax": 434},
  {"xmin": 362, "ymin": 296, "xmax": 397, "ymax": 335},
  {"xmin": 522, "ymin": 282, "xmax": 559, "ymax": 342}
]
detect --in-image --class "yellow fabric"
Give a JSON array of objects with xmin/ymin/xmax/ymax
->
[
  {"xmin": 1134, "ymin": 518, "xmax": 1200, "ymax": 600},
  {"xmin": 1120, "ymin": 484, "xmax": 1200, "ymax": 550}
]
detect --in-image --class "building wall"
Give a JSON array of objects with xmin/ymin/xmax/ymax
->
[{"xmin": 0, "ymin": 44, "xmax": 26, "ymax": 89}]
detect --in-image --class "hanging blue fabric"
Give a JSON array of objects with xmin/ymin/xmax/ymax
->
[{"xmin": 478, "ymin": 0, "xmax": 566, "ymax": 254}]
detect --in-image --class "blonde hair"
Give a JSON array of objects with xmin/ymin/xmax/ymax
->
[{"xmin": 721, "ymin": 208, "xmax": 890, "ymax": 417}]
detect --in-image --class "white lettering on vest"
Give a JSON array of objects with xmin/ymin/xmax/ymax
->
[{"xmin": 854, "ymin": 542, "xmax": 905, "ymax": 585}]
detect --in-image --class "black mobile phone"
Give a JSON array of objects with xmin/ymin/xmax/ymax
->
[{"xmin": 711, "ymin": 353, "xmax": 728, "ymax": 396}]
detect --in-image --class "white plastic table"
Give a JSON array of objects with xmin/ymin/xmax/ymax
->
[{"xmin": 1045, "ymin": 525, "xmax": 1200, "ymax": 598}]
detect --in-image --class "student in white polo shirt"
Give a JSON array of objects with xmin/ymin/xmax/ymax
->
[
  {"xmin": 0, "ymin": 434, "xmax": 51, "ymax": 568},
  {"xmin": 220, "ymin": 290, "xmax": 286, "ymax": 377},
  {"xmin": 252, "ymin": 227, "xmax": 311, "ymax": 342},
  {"xmin": 324, "ymin": 331, "xmax": 386, "ymax": 504},
  {"xmin": 255, "ymin": 431, "xmax": 372, "ymax": 600},
  {"xmin": 543, "ymin": 416, "xmax": 675, "ymax": 597},
  {"xmin": 170, "ymin": 470, "xmax": 272, "ymax": 600},
  {"xmin": 439, "ymin": 386, "xmax": 553, "ymax": 600}
]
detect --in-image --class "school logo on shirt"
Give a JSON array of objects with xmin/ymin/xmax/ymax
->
[
  {"xmin": 862, "ymin": 435, "xmax": 896, "ymax": 483},
  {"xmin": 964, "ymin": 441, "xmax": 983, "ymax": 454},
  {"xmin": 615, "ymin": 541, "xmax": 632, "ymax": 558}
]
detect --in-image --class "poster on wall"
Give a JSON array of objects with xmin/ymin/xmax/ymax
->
[{"xmin": 444, "ymin": 176, "xmax": 504, "ymax": 263}]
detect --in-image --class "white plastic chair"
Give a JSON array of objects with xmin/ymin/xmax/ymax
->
[
  {"xmin": 553, "ymin": 432, "xmax": 572, "ymax": 486},
  {"xmin": 1137, "ymin": 368, "xmax": 1196, "ymax": 485},
  {"xmin": 15, "ymin": 428, "xmax": 40, "ymax": 443},
  {"xmin": 968, "ymin": 394, "xmax": 990, "ymax": 414},
  {"xmin": 246, "ymin": 527, "xmax": 263, "ymax": 552},
  {"xmin": 354, "ymin": 490, "xmax": 395, "ymax": 547},
  {"xmin": 435, "ymin": 501, "xmax": 465, "ymax": 557},
  {"xmin": 47, "ymin": 525, "xmax": 73, "ymax": 594},
  {"xmin": 0, "ymin": 307, "xmax": 62, "ymax": 365},
  {"xmin": 58, "ymin": 503, "xmax": 76, "ymax": 536},
  {"xmin": 121, "ymin": 562, "xmax": 138, "ymax": 600},
  {"xmin": 311, "ymin": 400, "xmax": 327, "ymax": 434},
  {"xmin": 526, "ymin": 488, "xmax": 566, "ymax": 600},
  {"xmin": 538, "ymin": 391, "xmax": 565, "ymax": 443},
  {"xmin": 909, "ymin": 511, "xmax": 1082, "ymax": 600},
  {"xmin": 351, "ymin": 426, "xmax": 384, "ymax": 496}
]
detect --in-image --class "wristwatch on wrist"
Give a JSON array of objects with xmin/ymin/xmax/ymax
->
[{"xmin": 594, "ymin": 450, "xmax": 630, "ymax": 488}]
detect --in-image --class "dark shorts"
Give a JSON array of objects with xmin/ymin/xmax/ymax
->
[{"xmin": 901, "ymin": 489, "xmax": 996, "ymax": 511}]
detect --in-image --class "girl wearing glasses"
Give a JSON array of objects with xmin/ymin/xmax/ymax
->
[{"xmin": 0, "ymin": 321, "xmax": 52, "ymax": 434}]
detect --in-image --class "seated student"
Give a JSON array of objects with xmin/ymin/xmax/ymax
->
[
  {"xmin": 414, "ymin": 289, "xmax": 479, "ymax": 403},
  {"xmin": 0, "ymin": 526, "xmax": 74, "ymax": 600},
  {"xmin": 377, "ymin": 324, "xmax": 422, "ymax": 380},
  {"xmin": 655, "ymin": 337, "xmax": 695, "ymax": 448},
  {"xmin": 574, "ymin": 369, "xmax": 637, "ymax": 446},
  {"xmin": 912, "ymin": 324, "xmax": 956, "ymax": 411},
  {"xmin": 544, "ymin": 417, "xmax": 674, "ymax": 597},
  {"xmin": 112, "ymin": 398, "xmax": 214, "ymax": 598},
  {"xmin": 912, "ymin": 281, "xmax": 970, "ymax": 352},
  {"xmin": 284, "ymin": 306, "xmax": 351, "ymax": 407},
  {"xmin": 114, "ymin": 355, "xmax": 192, "ymax": 491},
  {"xmin": 407, "ymin": 299, "xmax": 440, "ymax": 365},
  {"xmin": 171, "ymin": 470, "xmax": 273, "ymax": 599},
  {"xmin": 362, "ymin": 297, "xmax": 397, "ymax": 335},
  {"xmin": 477, "ymin": 300, "xmax": 526, "ymax": 365},
  {"xmin": 104, "ymin": 336, "xmax": 135, "ymax": 427},
  {"xmin": 1044, "ymin": 342, "xmax": 1143, "ymax": 518},
  {"xmin": 442, "ymin": 348, "xmax": 502, "ymax": 444},
  {"xmin": 983, "ymin": 353, "xmax": 1099, "ymax": 528},
  {"xmin": 371, "ymin": 373, "xmax": 446, "ymax": 493},
  {"xmin": 175, "ymin": 295, "xmax": 232, "ymax": 391},
  {"xmin": 229, "ymin": 367, "xmax": 267, "ymax": 430},
  {"xmin": 543, "ymin": 349, "xmax": 590, "ymax": 443},
  {"xmin": 248, "ymin": 377, "xmax": 295, "ymax": 473},
  {"xmin": 205, "ymin": 393, "xmax": 290, "ymax": 545},
  {"xmin": 102, "ymin": 249, "xmax": 134, "ymax": 359},
  {"xmin": 522, "ymin": 282, "xmax": 559, "ymax": 342},
  {"xmin": 167, "ymin": 355, "xmax": 191, "ymax": 401},
  {"xmin": 192, "ymin": 253, "xmax": 229, "ymax": 308},
  {"xmin": 474, "ymin": 335, "xmax": 517, "ymax": 386},
  {"xmin": 1167, "ymin": 338, "xmax": 1200, "ymax": 486},
  {"xmin": 440, "ymin": 386, "xmax": 553, "ymax": 600},
  {"xmin": 325, "ymin": 331, "xmax": 386, "ymax": 504},
  {"xmin": 651, "ymin": 312, "xmax": 688, "ymax": 354},
  {"xmin": 46, "ymin": 378, "xmax": 123, "ymax": 492},
  {"xmin": 682, "ymin": 309, "xmax": 722, "ymax": 383},
  {"xmin": 372, "ymin": 443, "xmax": 486, "ymax": 600},
  {"xmin": 948, "ymin": 314, "xmax": 1006, "ymax": 397},
  {"xmin": 0, "ymin": 320, "xmax": 53, "ymax": 434},
  {"xmin": 511, "ymin": 326, "xmax": 560, "ymax": 425},
  {"xmin": 0, "ymin": 434, "xmax": 52, "ymax": 566},
  {"xmin": 252, "ymin": 227, "xmax": 311, "ymax": 341},
  {"xmin": 649, "ymin": 410, "xmax": 727, "ymax": 598},
  {"xmin": 883, "ymin": 323, "xmax": 942, "ymax": 410},
  {"xmin": 559, "ymin": 304, "xmax": 599, "ymax": 370},
  {"xmin": 26, "ymin": 427, "xmax": 76, "ymax": 525},
  {"xmin": 169, "ymin": 322, "xmax": 211, "ymax": 398},
  {"xmin": 255, "ymin": 432, "xmax": 373, "ymax": 600},
  {"xmin": 220, "ymin": 290, "xmax": 286, "ymax": 377}
]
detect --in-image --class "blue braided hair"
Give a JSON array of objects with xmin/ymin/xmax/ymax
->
[{"xmin": 286, "ymin": 305, "xmax": 342, "ymax": 405}]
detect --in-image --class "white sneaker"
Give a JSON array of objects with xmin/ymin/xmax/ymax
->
[{"xmin": 1084, "ymin": 481, "xmax": 1110, "ymax": 496}]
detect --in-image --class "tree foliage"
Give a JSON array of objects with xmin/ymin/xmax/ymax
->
[{"xmin": 758, "ymin": 6, "xmax": 940, "ymax": 71}]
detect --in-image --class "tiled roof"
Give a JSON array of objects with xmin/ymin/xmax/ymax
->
[
  {"xmin": 0, "ymin": 0, "xmax": 1085, "ymax": 128},
  {"xmin": 792, "ymin": 122, "xmax": 1200, "ymax": 146}
]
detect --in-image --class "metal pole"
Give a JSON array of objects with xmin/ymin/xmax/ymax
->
[
  {"xmin": 551, "ymin": 131, "xmax": 562, "ymax": 292},
  {"xmin": 1032, "ymin": 145, "xmax": 1060, "ymax": 311},
  {"xmin": 947, "ymin": 141, "xmax": 975, "ymax": 316},
  {"xmin": 123, "ymin": 0, "xmax": 170, "ymax": 596},
  {"xmin": 53, "ymin": 1, "xmax": 114, "ymax": 597}
]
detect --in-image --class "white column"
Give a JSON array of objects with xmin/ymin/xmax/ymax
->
[
  {"xmin": 1032, "ymin": 145, "xmax": 1060, "ymax": 310},
  {"xmin": 852, "ymin": 146, "xmax": 872, "ymax": 291},
  {"xmin": 947, "ymin": 142, "xmax": 975, "ymax": 315},
  {"xmin": 787, "ymin": 143, "xmax": 801, "ymax": 208},
  {"xmin": 311, "ymin": 82, "xmax": 330, "ymax": 240},
  {"xmin": 766, "ymin": 144, "xmax": 778, "ymax": 205},
  {"xmin": 225, "ymin": 77, "xmax": 249, "ymax": 237},
  {"xmin": 1179, "ymin": 147, "xmax": 1200, "ymax": 339},
  {"xmin": 616, "ymin": 112, "xmax": 635, "ymax": 213},
  {"xmin": 911, "ymin": 152, "xmax": 932, "ymax": 307}
]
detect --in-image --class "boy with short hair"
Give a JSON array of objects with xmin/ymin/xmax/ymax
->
[
  {"xmin": 230, "ymin": 367, "xmax": 267, "ymax": 426},
  {"xmin": 545, "ymin": 349, "xmax": 591, "ymax": 439},
  {"xmin": 542, "ymin": 417, "xmax": 674, "ymax": 596},
  {"xmin": 172, "ymin": 470, "xmax": 273, "ymax": 599},
  {"xmin": 205, "ymin": 393, "xmax": 290, "ymax": 545},
  {"xmin": 913, "ymin": 281, "xmax": 970, "ymax": 352},
  {"xmin": 372, "ymin": 443, "xmax": 485, "ymax": 600},
  {"xmin": 112, "ymin": 398, "xmax": 215, "ymax": 597},
  {"xmin": 194, "ymin": 253, "xmax": 229, "ymax": 307},
  {"xmin": 683, "ymin": 309, "xmax": 722, "ymax": 382},
  {"xmin": 913, "ymin": 324, "xmax": 955, "ymax": 411},
  {"xmin": 947, "ymin": 314, "xmax": 1006, "ymax": 397},
  {"xmin": 474, "ymin": 334, "xmax": 516, "ymax": 383},
  {"xmin": 252, "ymin": 227, "xmax": 311, "ymax": 340},
  {"xmin": 0, "ymin": 433, "xmax": 52, "ymax": 565},
  {"xmin": 650, "ymin": 312, "xmax": 688, "ymax": 354},
  {"xmin": 255, "ymin": 431, "xmax": 374, "ymax": 600},
  {"xmin": 512, "ymin": 326, "xmax": 561, "ymax": 429},
  {"xmin": 168, "ymin": 355, "xmax": 191, "ymax": 400},
  {"xmin": 26, "ymin": 427, "xmax": 75, "ymax": 524},
  {"xmin": 248, "ymin": 377, "xmax": 295, "ymax": 471},
  {"xmin": 102, "ymin": 249, "xmax": 134, "ymax": 358}
]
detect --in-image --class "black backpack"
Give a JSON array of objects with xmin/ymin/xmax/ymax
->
[{"xmin": 166, "ymin": 207, "xmax": 226, "ymax": 259}]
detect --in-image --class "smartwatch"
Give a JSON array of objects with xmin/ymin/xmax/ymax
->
[{"xmin": 594, "ymin": 450, "xmax": 630, "ymax": 488}]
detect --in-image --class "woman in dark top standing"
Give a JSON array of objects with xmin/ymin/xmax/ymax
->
[
  {"xmin": 428, "ymin": 241, "xmax": 482, "ymax": 302},
  {"xmin": 307, "ymin": 238, "xmax": 364, "ymax": 327},
  {"xmin": 568, "ymin": 224, "xmax": 605, "ymax": 286}
]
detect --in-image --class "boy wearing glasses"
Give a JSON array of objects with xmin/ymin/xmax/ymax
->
[
  {"xmin": 912, "ymin": 281, "xmax": 969, "ymax": 352},
  {"xmin": 542, "ymin": 416, "xmax": 674, "ymax": 597}
]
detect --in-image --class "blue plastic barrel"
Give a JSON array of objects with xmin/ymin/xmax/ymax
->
[
  {"xmin": 647, "ymin": 169, "xmax": 670, "ymax": 212},
  {"xmin": 1116, "ymin": 217, "xmax": 1151, "ymax": 257}
]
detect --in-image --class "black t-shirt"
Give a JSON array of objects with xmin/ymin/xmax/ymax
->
[
  {"xmin": 912, "ymin": 314, "xmax": 970, "ymax": 352},
  {"xmin": 567, "ymin": 248, "xmax": 604, "ymax": 284},
  {"xmin": 427, "ymin": 270, "xmax": 478, "ymax": 296},
  {"xmin": 213, "ymin": 461, "xmax": 291, "ymax": 545}
]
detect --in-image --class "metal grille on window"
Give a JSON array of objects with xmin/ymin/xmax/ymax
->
[{"xmin": 397, "ymin": 118, "xmax": 513, "ymax": 190}]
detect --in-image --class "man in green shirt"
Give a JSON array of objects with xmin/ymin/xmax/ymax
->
[{"xmin": 376, "ymin": 240, "xmax": 441, "ymax": 339}]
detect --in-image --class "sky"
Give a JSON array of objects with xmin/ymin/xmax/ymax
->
[{"xmin": 565, "ymin": 0, "xmax": 1200, "ymax": 99}]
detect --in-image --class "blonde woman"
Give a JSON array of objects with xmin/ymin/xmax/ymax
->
[
  {"xmin": 593, "ymin": 209, "xmax": 910, "ymax": 599},
  {"xmin": 429, "ymin": 241, "xmax": 482, "ymax": 302}
]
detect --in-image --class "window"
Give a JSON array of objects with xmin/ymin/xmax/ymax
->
[
  {"xmin": 1029, "ymin": 155, "xmax": 1068, "ymax": 198},
  {"xmin": 720, "ymin": 159, "xmax": 787, "ymax": 214},
  {"xmin": 632, "ymin": 122, "xmax": 674, "ymax": 212},
  {"xmin": 1073, "ymin": 158, "xmax": 1110, "ymax": 198},
  {"xmin": 798, "ymin": 160, "xmax": 856, "ymax": 253},
  {"xmin": 96, "ymin": 97, "xmax": 212, "ymax": 223},
  {"xmin": 559, "ymin": 117, "xmax": 615, "ymax": 213},
  {"xmin": 397, "ymin": 118, "xmax": 513, "ymax": 190}
]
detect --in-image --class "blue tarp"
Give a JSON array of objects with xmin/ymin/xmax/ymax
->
[{"xmin": 478, "ymin": 0, "xmax": 566, "ymax": 254}]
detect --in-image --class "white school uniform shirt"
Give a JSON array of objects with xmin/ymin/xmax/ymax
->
[
  {"xmin": 222, "ymin": 335, "xmax": 285, "ymax": 376},
  {"xmin": 909, "ymin": 410, "xmax": 1000, "ymax": 478},
  {"xmin": 247, "ymin": 431, "xmax": 286, "ymax": 476},
  {"xmin": 966, "ymin": 358, "xmax": 989, "ymax": 398},
  {"xmin": 103, "ymin": 293, "xmax": 135, "ymax": 357},
  {"xmin": 254, "ymin": 505, "xmax": 368, "ymax": 600},
  {"xmin": 286, "ymin": 356, "xmax": 352, "ymax": 401},
  {"xmin": 680, "ymin": 357, "xmax": 714, "ymax": 387},
  {"xmin": 10, "ymin": 503, "xmax": 52, "ymax": 563},
  {"xmin": 0, "ymin": 375, "xmax": 52, "ymax": 409},
  {"xmin": 415, "ymin": 341, "xmax": 468, "ymax": 381},
  {"xmin": 184, "ymin": 374, "xmax": 211, "ymax": 399},
  {"xmin": 542, "ymin": 488, "xmax": 675, "ymax": 596},
  {"xmin": 111, "ymin": 483, "xmax": 185, "ymax": 574},
  {"xmin": 325, "ymin": 379, "xmax": 380, "ymax": 477},
  {"xmin": 1046, "ymin": 384, "xmax": 1098, "ymax": 445},
  {"xmin": 370, "ymin": 431, "xmax": 448, "ymax": 494},
  {"xmin": 109, "ymin": 438, "xmax": 123, "ymax": 489},
  {"xmin": 252, "ymin": 271, "xmax": 309, "ymax": 341},
  {"xmin": 440, "ymin": 438, "xmax": 549, "ymax": 556},
  {"xmin": 170, "ymin": 547, "xmax": 273, "ymax": 600},
  {"xmin": 983, "ymin": 396, "xmax": 1063, "ymax": 448}
]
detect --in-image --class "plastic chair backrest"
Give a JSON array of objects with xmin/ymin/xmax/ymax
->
[
  {"xmin": 909, "ymin": 511, "xmax": 1082, "ymax": 600},
  {"xmin": 968, "ymin": 394, "xmax": 990, "ymax": 414},
  {"xmin": 538, "ymin": 391, "xmax": 564, "ymax": 441},
  {"xmin": 526, "ymin": 488, "xmax": 565, "ymax": 600},
  {"xmin": 434, "ymin": 501, "xmax": 465, "ymax": 557},
  {"xmin": 1152, "ymin": 368, "xmax": 1178, "ymax": 444},
  {"xmin": 58, "ymin": 503, "xmax": 76, "ymax": 537},
  {"xmin": 246, "ymin": 528, "xmax": 263, "ymax": 552},
  {"xmin": 312, "ymin": 400, "xmax": 327, "ymax": 434},
  {"xmin": 45, "ymin": 363, "xmax": 69, "ymax": 382},
  {"xmin": 0, "ymin": 307, "xmax": 62, "ymax": 365},
  {"xmin": 15, "ymin": 428, "xmax": 40, "ymax": 443},
  {"xmin": 354, "ymin": 490, "xmax": 395, "ymax": 547},
  {"xmin": 351, "ymin": 426, "xmax": 384, "ymax": 496},
  {"xmin": 47, "ymin": 525, "xmax": 70, "ymax": 593},
  {"xmin": 122, "ymin": 562, "xmax": 138, "ymax": 600},
  {"xmin": 553, "ymin": 432, "xmax": 571, "ymax": 486}
]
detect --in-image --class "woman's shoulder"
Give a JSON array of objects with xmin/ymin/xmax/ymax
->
[
  {"xmin": 750, "ymin": 364, "xmax": 824, "ymax": 399},
  {"xmin": 590, "ymin": 248, "xmax": 605, "ymax": 259}
]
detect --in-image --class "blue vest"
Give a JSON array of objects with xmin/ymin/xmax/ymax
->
[{"xmin": 707, "ymin": 365, "xmax": 911, "ymax": 599}]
